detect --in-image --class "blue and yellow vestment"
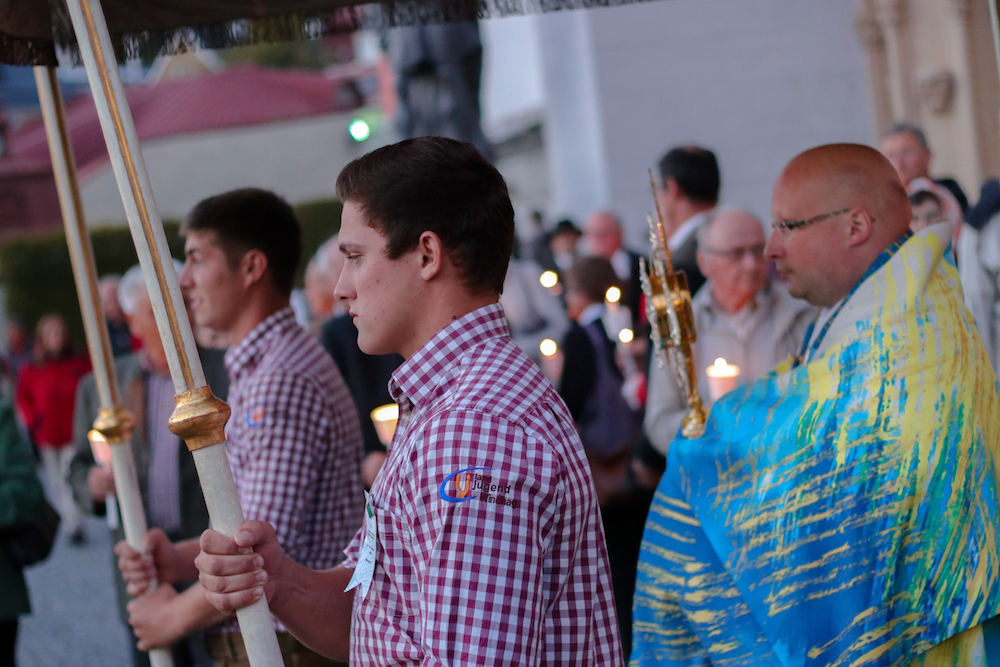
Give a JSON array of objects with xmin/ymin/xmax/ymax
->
[{"xmin": 632, "ymin": 225, "xmax": 1000, "ymax": 667}]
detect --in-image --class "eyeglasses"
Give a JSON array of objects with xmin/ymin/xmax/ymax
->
[
  {"xmin": 701, "ymin": 244, "xmax": 766, "ymax": 262},
  {"xmin": 769, "ymin": 207, "xmax": 852, "ymax": 238}
]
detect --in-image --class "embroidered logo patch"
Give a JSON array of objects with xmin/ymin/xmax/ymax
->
[
  {"xmin": 245, "ymin": 403, "xmax": 266, "ymax": 428},
  {"xmin": 439, "ymin": 467, "xmax": 493, "ymax": 503},
  {"xmin": 439, "ymin": 467, "xmax": 517, "ymax": 508}
]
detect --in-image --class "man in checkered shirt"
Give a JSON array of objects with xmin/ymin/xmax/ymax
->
[
  {"xmin": 195, "ymin": 137, "xmax": 624, "ymax": 665},
  {"xmin": 117, "ymin": 188, "xmax": 364, "ymax": 666}
]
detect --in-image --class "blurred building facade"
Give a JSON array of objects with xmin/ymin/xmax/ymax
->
[
  {"xmin": 0, "ymin": 61, "xmax": 375, "ymax": 235},
  {"xmin": 855, "ymin": 0, "xmax": 1000, "ymax": 194},
  {"xmin": 482, "ymin": 0, "xmax": 879, "ymax": 245},
  {"xmin": 481, "ymin": 0, "xmax": 1000, "ymax": 245}
]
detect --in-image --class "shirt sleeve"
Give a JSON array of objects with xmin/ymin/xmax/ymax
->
[
  {"xmin": 401, "ymin": 410, "xmax": 563, "ymax": 666},
  {"xmin": 232, "ymin": 371, "xmax": 325, "ymax": 567},
  {"xmin": 643, "ymin": 352, "xmax": 687, "ymax": 455}
]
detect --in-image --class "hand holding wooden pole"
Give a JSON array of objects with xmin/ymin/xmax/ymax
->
[{"xmin": 60, "ymin": 1, "xmax": 284, "ymax": 665}]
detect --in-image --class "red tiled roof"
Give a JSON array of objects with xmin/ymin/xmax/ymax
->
[{"xmin": 1, "ymin": 64, "xmax": 363, "ymax": 177}]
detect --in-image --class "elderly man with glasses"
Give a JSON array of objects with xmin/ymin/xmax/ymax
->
[
  {"xmin": 642, "ymin": 208, "xmax": 812, "ymax": 460},
  {"xmin": 632, "ymin": 143, "xmax": 1000, "ymax": 667}
]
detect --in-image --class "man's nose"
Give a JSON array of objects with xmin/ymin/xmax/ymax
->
[
  {"xmin": 764, "ymin": 231, "xmax": 783, "ymax": 260},
  {"xmin": 333, "ymin": 273, "xmax": 351, "ymax": 301},
  {"xmin": 178, "ymin": 262, "xmax": 192, "ymax": 288}
]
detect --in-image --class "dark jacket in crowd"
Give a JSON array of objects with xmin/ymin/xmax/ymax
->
[{"xmin": 320, "ymin": 314, "xmax": 403, "ymax": 457}]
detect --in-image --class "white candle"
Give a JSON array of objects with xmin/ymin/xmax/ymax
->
[
  {"xmin": 371, "ymin": 404, "xmax": 400, "ymax": 447},
  {"xmin": 706, "ymin": 357, "xmax": 740, "ymax": 402}
]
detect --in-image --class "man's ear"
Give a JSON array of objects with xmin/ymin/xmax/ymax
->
[
  {"xmin": 845, "ymin": 208, "xmax": 875, "ymax": 248},
  {"xmin": 695, "ymin": 248, "xmax": 710, "ymax": 277},
  {"xmin": 417, "ymin": 231, "xmax": 445, "ymax": 282},
  {"xmin": 241, "ymin": 249, "xmax": 269, "ymax": 288}
]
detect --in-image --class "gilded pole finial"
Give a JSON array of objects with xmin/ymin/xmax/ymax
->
[{"xmin": 640, "ymin": 171, "xmax": 706, "ymax": 438}]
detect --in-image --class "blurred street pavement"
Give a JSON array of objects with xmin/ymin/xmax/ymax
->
[{"xmin": 17, "ymin": 513, "xmax": 130, "ymax": 666}]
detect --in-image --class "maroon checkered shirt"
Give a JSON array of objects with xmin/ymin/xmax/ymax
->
[
  {"xmin": 343, "ymin": 303, "xmax": 622, "ymax": 665},
  {"xmin": 222, "ymin": 308, "xmax": 364, "ymax": 633}
]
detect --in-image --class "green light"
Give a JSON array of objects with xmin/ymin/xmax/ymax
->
[{"xmin": 349, "ymin": 119, "xmax": 370, "ymax": 141}]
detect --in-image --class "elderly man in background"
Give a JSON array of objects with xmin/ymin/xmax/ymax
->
[
  {"xmin": 303, "ymin": 237, "xmax": 345, "ymax": 336},
  {"xmin": 70, "ymin": 263, "xmax": 229, "ymax": 667},
  {"xmin": 880, "ymin": 123, "xmax": 966, "ymax": 232},
  {"xmin": 98, "ymin": 274, "xmax": 134, "ymax": 357},
  {"xmin": 632, "ymin": 144, "xmax": 1000, "ymax": 666},
  {"xmin": 583, "ymin": 210, "xmax": 644, "ymax": 330},
  {"xmin": 642, "ymin": 208, "xmax": 812, "ymax": 459}
]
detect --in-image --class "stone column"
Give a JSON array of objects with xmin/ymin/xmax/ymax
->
[
  {"xmin": 855, "ymin": 0, "xmax": 893, "ymax": 136},
  {"xmin": 875, "ymin": 0, "xmax": 918, "ymax": 121}
]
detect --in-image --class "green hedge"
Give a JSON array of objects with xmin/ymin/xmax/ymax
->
[{"xmin": 0, "ymin": 198, "xmax": 342, "ymax": 343}]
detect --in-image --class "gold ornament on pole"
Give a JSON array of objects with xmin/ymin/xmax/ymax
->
[{"xmin": 639, "ymin": 170, "xmax": 707, "ymax": 438}]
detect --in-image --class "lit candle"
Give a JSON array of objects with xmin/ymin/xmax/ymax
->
[
  {"xmin": 705, "ymin": 357, "xmax": 740, "ymax": 402},
  {"xmin": 371, "ymin": 404, "xmax": 400, "ymax": 447},
  {"xmin": 540, "ymin": 339, "xmax": 558, "ymax": 357},
  {"xmin": 87, "ymin": 429, "xmax": 112, "ymax": 466},
  {"xmin": 540, "ymin": 271, "xmax": 559, "ymax": 288},
  {"xmin": 87, "ymin": 429, "xmax": 118, "ymax": 530},
  {"xmin": 605, "ymin": 286, "xmax": 621, "ymax": 304}
]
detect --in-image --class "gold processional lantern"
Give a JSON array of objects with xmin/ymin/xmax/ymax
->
[{"xmin": 639, "ymin": 171, "xmax": 707, "ymax": 438}]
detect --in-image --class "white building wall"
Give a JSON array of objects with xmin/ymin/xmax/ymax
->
[
  {"xmin": 536, "ymin": 0, "xmax": 875, "ymax": 246},
  {"xmin": 80, "ymin": 113, "xmax": 370, "ymax": 225}
]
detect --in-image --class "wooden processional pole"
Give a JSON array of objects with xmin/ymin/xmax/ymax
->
[
  {"xmin": 33, "ymin": 65, "xmax": 175, "ymax": 667},
  {"xmin": 991, "ymin": 0, "xmax": 1000, "ymax": 100},
  {"xmin": 60, "ymin": 1, "xmax": 284, "ymax": 665}
]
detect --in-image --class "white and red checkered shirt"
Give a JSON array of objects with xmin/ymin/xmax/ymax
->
[
  {"xmin": 222, "ymin": 308, "xmax": 364, "ymax": 633},
  {"xmin": 344, "ymin": 303, "xmax": 622, "ymax": 665}
]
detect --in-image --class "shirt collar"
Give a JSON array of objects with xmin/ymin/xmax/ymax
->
[
  {"xmin": 700, "ymin": 280, "xmax": 774, "ymax": 315},
  {"xmin": 224, "ymin": 307, "xmax": 298, "ymax": 380},
  {"xmin": 668, "ymin": 209, "xmax": 713, "ymax": 251},
  {"xmin": 578, "ymin": 302, "xmax": 605, "ymax": 326},
  {"xmin": 389, "ymin": 302, "xmax": 509, "ymax": 410}
]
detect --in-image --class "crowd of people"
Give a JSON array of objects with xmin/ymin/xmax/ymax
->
[{"xmin": 0, "ymin": 128, "xmax": 999, "ymax": 667}]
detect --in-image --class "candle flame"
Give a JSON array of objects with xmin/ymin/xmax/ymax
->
[
  {"xmin": 618, "ymin": 328, "xmax": 634, "ymax": 344},
  {"xmin": 707, "ymin": 357, "xmax": 740, "ymax": 378},
  {"xmin": 371, "ymin": 404, "xmax": 399, "ymax": 423},
  {"xmin": 540, "ymin": 271, "xmax": 559, "ymax": 288},
  {"xmin": 88, "ymin": 429, "xmax": 112, "ymax": 466},
  {"xmin": 540, "ymin": 339, "xmax": 558, "ymax": 357},
  {"xmin": 605, "ymin": 286, "xmax": 621, "ymax": 303}
]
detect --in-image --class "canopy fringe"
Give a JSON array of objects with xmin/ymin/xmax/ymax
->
[{"xmin": 0, "ymin": 0, "xmax": 658, "ymax": 66}]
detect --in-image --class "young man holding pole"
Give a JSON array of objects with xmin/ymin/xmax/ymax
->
[
  {"xmin": 118, "ymin": 188, "xmax": 363, "ymax": 666},
  {"xmin": 189, "ymin": 137, "xmax": 623, "ymax": 664}
]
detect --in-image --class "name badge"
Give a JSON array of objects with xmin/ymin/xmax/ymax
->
[{"xmin": 345, "ymin": 490, "xmax": 377, "ymax": 600}]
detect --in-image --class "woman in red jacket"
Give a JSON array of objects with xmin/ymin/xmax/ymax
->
[{"xmin": 15, "ymin": 314, "xmax": 91, "ymax": 545}]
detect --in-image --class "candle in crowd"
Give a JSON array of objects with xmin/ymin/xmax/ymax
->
[{"xmin": 706, "ymin": 357, "xmax": 740, "ymax": 402}]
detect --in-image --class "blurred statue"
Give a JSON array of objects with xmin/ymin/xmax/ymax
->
[{"xmin": 387, "ymin": 22, "xmax": 494, "ymax": 161}]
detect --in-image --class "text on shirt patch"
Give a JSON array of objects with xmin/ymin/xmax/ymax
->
[
  {"xmin": 439, "ymin": 467, "xmax": 518, "ymax": 508},
  {"xmin": 245, "ymin": 402, "xmax": 266, "ymax": 428}
]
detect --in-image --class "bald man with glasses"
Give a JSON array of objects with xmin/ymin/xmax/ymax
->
[
  {"xmin": 642, "ymin": 208, "xmax": 812, "ymax": 458},
  {"xmin": 632, "ymin": 144, "xmax": 1000, "ymax": 667}
]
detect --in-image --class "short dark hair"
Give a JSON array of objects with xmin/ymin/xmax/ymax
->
[
  {"xmin": 909, "ymin": 189, "xmax": 942, "ymax": 209},
  {"xmin": 181, "ymin": 188, "xmax": 301, "ymax": 296},
  {"xmin": 884, "ymin": 122, "xmax": 929, "ymax": 150},
  {"xmin": 565, "ymin": 257, "xmax": 621, "ymax": 304},
  {"xmin": 336, "ymin": 137, "xmax": 514, "ymax": 295},
  {"xmin": 658, "ymin": 146, "xmax": 721, "ymax": 205}
]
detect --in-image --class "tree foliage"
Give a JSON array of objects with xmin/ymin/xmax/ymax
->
[{"xmin": 0, "ymin": 198, "xmax": 342, "ymax": 343}]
